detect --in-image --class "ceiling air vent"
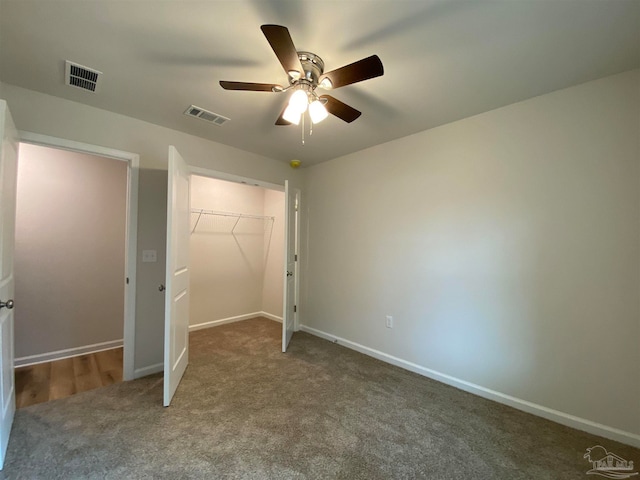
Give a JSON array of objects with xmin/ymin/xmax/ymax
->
[
  {"xmin": 184, "ymin": 105, "xmax": 229, "ymax": 126},
  {"xmin": 65, "ymin": 60, "xmax": 102, "ymax": 92}
]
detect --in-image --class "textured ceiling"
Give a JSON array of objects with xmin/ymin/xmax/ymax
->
[{"xmin": 1, "ymin": 0, "xmax": 639, "ymax": 166}]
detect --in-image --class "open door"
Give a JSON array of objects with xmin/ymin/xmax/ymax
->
[
  {"xmin": 0, "ymin": 100, "xmax": 17, "ymax": 469},
  {"xmin": 163, "ymin": 146, "xmax": 190, "ymax": 406},
  {"xmin": 282, "ymin": 180, "xmax": 297, "ymax": 352}
]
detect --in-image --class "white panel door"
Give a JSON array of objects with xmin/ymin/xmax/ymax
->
[
  {"xmin": 163, "ymin": 146, "xmax": 190, "ymax": 406},
  {"xmin": 0, "ymin": 100, "xmax": 17, "ymax": 469},
  {"xmin": 282, "ymin": 180, "xmax": 297, "ymax": 352}
]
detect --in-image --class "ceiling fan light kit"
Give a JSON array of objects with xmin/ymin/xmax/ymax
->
[
  {"xmin": 220, "ymin": 24, "xmax": 384, "ymax": 133},
  {"xmin": 309, "ymin": 99, "xmax": 329, "ymax": 123},
  {"xmin": 289, "ymin": 88, "xmax": 309, "ymax": 113},
  {"xmin": 284, "ymin": 83, "xmax": 329, "ymax": 125},
  {"xmin": 283, "ymin": 104, "xmax": 302, "ymax": 125}
]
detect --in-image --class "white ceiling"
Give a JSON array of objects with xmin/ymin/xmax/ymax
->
[{"xmin": 1, "ymin": 0, "xmax": 638, "ymax": 166}]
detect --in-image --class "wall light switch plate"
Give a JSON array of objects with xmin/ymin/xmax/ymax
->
[
  {"xmin": 142, "ymin": 250, "xmax": 157, "ymax": 263},
  {"xmin": 386, "ymin": 315, "xmax": 394, "ymax": 328}
]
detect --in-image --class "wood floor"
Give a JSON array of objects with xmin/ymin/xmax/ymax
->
[{"xmin": 14, "ymin": 348, "xmax": 123, "ymax": 409}]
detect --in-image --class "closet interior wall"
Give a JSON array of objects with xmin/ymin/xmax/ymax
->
[{"xmin": 189, "ymin": 175, "xmax": 284, "ymax": 329}]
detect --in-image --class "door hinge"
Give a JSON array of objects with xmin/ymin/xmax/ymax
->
[
  {"xmin": 294, "ymin": 254, "xmax": 297, "ymax": 261},
  {"xmin": 126, "ymin": 277, "xmax": 129, "ymax": 285},
  {"xmin": 294, "ymin": 305, "xmax": 297, "ymax": 313}
]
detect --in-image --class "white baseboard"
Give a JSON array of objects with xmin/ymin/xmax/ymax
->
[
  {"xmin": 260, "ymin": 311, "xmax": 283, "ymax": 323},
  {"xmin": 189, "ymin": 312, "xmax": 262, "ymax": 332},
  {"xmin": 15, "ymin": 339, "xmax": 123, "ymax": 367},
  {"xmin": 189, "ymin": 311, "xmax": 282, "ymax": 332},
  {"xmin": 133, "ymin": 362, "xmax": 163, "ymax": 379},
  {"xmin": 299, "ymin": 324, "xmax": 640, "ymax": 448}
]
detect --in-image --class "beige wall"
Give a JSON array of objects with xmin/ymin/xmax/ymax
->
[
  {"xmin": 302, "ymin": 69, "xmax": 640, "ymax": 439},
  {"xmin": 0, "ymin": 82, "xmax": 302, "ymax": 374},
  {"xmin": 190, "ymin": 176, "xmax": 284, "ymax": 325},
  {"xmin": 14, "ymin": 143, "xmax": 127, "ymax": 359}
]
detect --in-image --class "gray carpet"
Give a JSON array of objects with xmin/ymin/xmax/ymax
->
[{"xmin": 1, "ymin": 317, "xmax": 637, "ymax": 479}]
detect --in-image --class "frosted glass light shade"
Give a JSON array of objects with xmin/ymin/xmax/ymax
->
[
  {"xmin": 319, "ymin": 78, "xmax": 333, "ymax": 89},
  {"xmin": 282, "ymin": 104, "xmax": 301, "ymax": 125},
  {"xmin": 289, "ymin": 89, "xmax": 308, "ymax": 113},
  {"xmin": 309, "ymin": 100, "xmax": 328, "ymax": 123}
]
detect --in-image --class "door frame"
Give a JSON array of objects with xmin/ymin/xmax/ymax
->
[
  {"xmin": 17, "ymin": 131, "xmax": 139, "ymax": 381},
  {"xmin": 292, "ymin": 189, "xmax": 301, "ymax": 332},
  {"xmin": 189, "ymin": 166, "xmax": 301, "ymax": 331}
]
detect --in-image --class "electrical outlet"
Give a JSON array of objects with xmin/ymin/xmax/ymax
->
[{"xmin": 386, "ymin": 315, "xmax": 394, "ymax": 328}]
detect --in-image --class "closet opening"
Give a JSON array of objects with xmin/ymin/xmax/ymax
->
[{"xmin": 189, "ymin": 174, "xmax": 286, "ymax": 340}]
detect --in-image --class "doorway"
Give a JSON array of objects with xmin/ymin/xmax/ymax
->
[
  {"xmin": 13, "ymin": 134, "xmax": 139, "ymax": 407},
  {"xmin": 189, "ymin": 175, "xmax": 286, "ymax": 335},
  {"xmin": 163, "ymin": 149, "xmax": 300, "ymax": 406}
]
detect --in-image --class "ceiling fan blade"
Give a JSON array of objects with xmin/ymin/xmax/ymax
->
[
  {"xmin": 260, "ymin": 24, "xmax": 304, "ymax": 77},
  {"xmin": 320, "ymin": 55, "xmax": 384, "ymax": 89},
  {"xmin": 320, "ymin": 95, "xmax": 362, "ymax": 123},
  {"xmin": 220, "ymin": 81, "xmax": 282, "ymax": 92}
]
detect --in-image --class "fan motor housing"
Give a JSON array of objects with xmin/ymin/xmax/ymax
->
[{"xmin": 295, "ymin": 51, "xmax": 324, "ymax": 86}]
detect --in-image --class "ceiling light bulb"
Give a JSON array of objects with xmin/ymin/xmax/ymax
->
[
  {"xmin": 282, "ymin": 104, "xmax": 301, "ymax": 125},
  {"xmin": 309, "ymin": 100, "xmax": 328, "ymax": 123},
  {"xmin": 289, "ymin": 89, "xmax": 309, "ymax": 113}
]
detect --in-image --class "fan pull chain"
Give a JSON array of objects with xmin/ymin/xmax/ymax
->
[{"xmin": 301, "ymin": 112, "xmax": 305, "ymax": 145}]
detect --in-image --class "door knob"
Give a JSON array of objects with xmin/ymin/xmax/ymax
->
[
  {"xmin": 158, "ymin": 284, "xmax": 165, "ymax": 292},
  {"xmin": 0, "ymin": 299, "xmax": 14, "ymax": 310}
]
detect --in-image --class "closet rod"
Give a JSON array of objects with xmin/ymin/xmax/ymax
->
[
  {"xmin": 191, "ymin": 208, "xmax": 274, "ymax": 221},
  {"xmin": 190, "ymin": 208, "xmax": 275, "ymax": 234}
]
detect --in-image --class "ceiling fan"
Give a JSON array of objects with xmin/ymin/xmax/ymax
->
[{"xmin": 220, "ymin": 25, "xmax": 384, "ymax": 126}]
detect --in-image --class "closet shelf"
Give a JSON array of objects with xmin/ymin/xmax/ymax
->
[{"xmin": 191, "ymin": 208, "xmax": 274, "ymax": 234}]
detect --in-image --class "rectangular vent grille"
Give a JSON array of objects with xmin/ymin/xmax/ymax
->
[
  {"xmin": 65, "ymin": 61, "xmax": 102, "ymax": 92},
  {"xmin": 184, "ymin": 105, "xmax": 229, "ymax": 126}
]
